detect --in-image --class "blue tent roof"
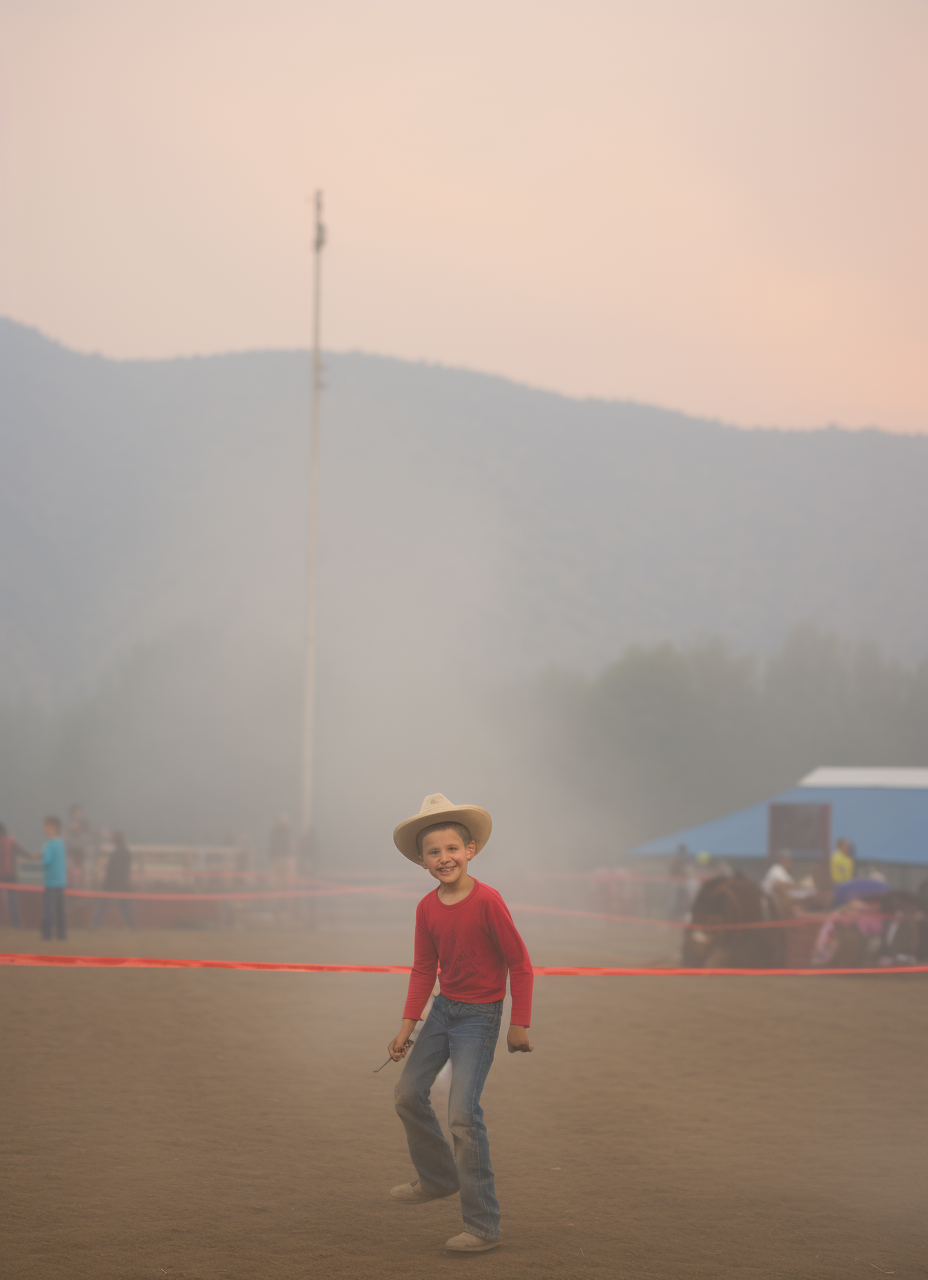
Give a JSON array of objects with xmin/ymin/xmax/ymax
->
[{"xmin": 630, "ymin": 786, "xmax": 928, "ymax": 866}]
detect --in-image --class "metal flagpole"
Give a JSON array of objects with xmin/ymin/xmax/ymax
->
[{"xmin": 301, "ymin": 190, "xmax": 326, "ymax": 859}]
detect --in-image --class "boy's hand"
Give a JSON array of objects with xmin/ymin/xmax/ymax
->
[
  {"xmin": 388, "ymin": 1019, "xmax": 418, "ymax": 1062},
  {"xmin": 507, "ymin": 1025, "xmax": 534, "ymax": 1054}
]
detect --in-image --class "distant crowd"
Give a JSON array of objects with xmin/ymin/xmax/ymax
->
[
  {"xmin": 0, "ymin": 808, "xmax": 310, "ymax": 941},
  {"xmin": 0, "ymin": 806, "xmax": 134, "ymax": 940},
  {"xmin": 666, "ymin": 839, "xmax": 928, "ymax": 968},
  {"xmin": 4, "ymin": 809, "xmax": 926, "ymax": 967}
]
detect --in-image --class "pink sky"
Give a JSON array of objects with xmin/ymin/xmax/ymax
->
[{"xmin": 1, "ymin": 0, "xmax": 925, "ymax": 431}]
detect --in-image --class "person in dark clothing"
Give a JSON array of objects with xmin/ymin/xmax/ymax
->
[
  {"xmin": 91, "ymin": 831, "xmax": 134, "ymax": 929},
  {"xmin": 0, "ymin": 822, "xmax": 25, "ymax": 927}
]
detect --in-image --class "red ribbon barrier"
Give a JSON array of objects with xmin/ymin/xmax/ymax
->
[
  {"xmin": 0, "ymin": 953, "xmax": 411, "ymax": 972},
  {"xmin": 1, "ymin": 953, "xmax": 926, "ymax": 976},
  {"xmin": 0, "ymin": 881, "xmax": 414, "ymax": 902},
  {"xmin": 510, "ymin": 902, "xmax": 828, "ymax": 930},
  {"xmin": 538, "ymin": 871, "xmax": 699, "ymax": 883},
  {"xmin": 532, "ymin": 964, "xmax": 928, "ymax": 976},
  {"xmin": 0, "ymin": 885, "xmax": 893, "ymax": 932}
]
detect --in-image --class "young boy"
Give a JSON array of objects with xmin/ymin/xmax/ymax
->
[
  {"xmin": 39, "ymin": 816, "xmax": 68, "ymax": 941},
  {"xmin": 387, "ymin": 793, "xmax": 534, "ymax": 1254}
]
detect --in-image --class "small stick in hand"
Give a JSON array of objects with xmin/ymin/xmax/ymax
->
[{"xmin": 374, "ymin": 1038, "xmax": 414, "ymax": 1073}]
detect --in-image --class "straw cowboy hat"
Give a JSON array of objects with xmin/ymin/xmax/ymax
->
[{"xmin": 393, "ymin": 793, "xmax": 492, "ymax": 864}]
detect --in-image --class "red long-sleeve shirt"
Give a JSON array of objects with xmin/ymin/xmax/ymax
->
[{"xmin": 403, "ymin": 878, "xmax": 534, "ymax": 1026}]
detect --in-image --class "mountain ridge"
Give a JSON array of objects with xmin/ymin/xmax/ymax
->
[{"xmin": 2, "ymin": 315, "xmax": 926, "ymax": 713}]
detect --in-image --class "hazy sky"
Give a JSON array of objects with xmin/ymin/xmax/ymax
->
[{"xmin": 1, "ymin": 0, "xmax": 925, "ymax": 432}]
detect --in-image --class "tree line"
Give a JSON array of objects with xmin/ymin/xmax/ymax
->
[
  {"xmin": 510, "ymin": 625, "xmax": 928, "ymax": 854},
  {"xmin": 0, "ymin": 625, "xmax": 925, "ymax": 860}
]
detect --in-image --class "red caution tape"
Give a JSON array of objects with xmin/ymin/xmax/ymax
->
[
  {"xmin": 0, "ymin": 882, "xmax": 414, "ymax": 902},
  {"xmin": 511, "ymin": 902, "xmax": 828, "ymax": 930},
  {"xmin": 0, "ymin": 953, "xmax": 413, "ymax": 973},
  {"xmin": 539, "ymin": 871, "xmax": 699, "ymax": 883},
  {"xmin": 0, "ymin": 884, "xmax": 887, "ymax": 932},
  {"xmin": 1, "ymin": 953, "xmax": 926, "ymax": 976},
  {"xmin": 531, "ymin": 964, "xmax": 928, "ymax": 976}
]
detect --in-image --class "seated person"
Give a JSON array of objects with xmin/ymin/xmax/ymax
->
[
  {"xmin": 762, "ymin": 849, "xmax": 821, "ymax": 913},
  {"xmin": 812, "ymin": 897, "xmax": 884, "ymax": 966},
  {"xmin": 761, "ymin": 849, "xmax": 795, "ymax": 897}
]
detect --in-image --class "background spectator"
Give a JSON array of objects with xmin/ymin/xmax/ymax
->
[
  {"xmin": 40, "ymin": 816, "xmax": 68, "ymax": 941},
  {"xmin": 762, "ymin": 849, "xmax": 797, "ymax": 905},
  {"xmin": 66, "ymin": 803, "xmax": 98, "ymax": 889},
  {"xmin": 91, "ymin": 831, "xmax": 134, "ymax": 930},
  {"xmin": 830, "ymin": 837, "xmax": 855, "ymax": 885},
  {"xmin": 0, "ymin": 822, "xmax": 25, "ymax": 927}
]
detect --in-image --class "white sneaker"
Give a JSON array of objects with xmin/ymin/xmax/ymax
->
[
  {"xmin": 445, "ymin": 1232, "xmax": 501, "ymax": 1252},
  {"xmin": 390, "ymin": 1181, "xmax": 457, "ymax": 1204}
]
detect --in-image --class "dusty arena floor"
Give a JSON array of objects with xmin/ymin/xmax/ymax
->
[{"xmin": 2, "ymin": 921, "xmax": 926, "ymax": 1280}]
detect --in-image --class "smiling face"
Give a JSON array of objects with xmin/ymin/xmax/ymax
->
[{"xmin": 418, "ymin": 827, "xmax": 476, "ymax": 888}]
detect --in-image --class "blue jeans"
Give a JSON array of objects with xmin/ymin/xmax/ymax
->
[
  {"xmin": 4, "ymin": 888, "xmax": 21, "ymax": 927},
  {"xmin": 394, "ymin": 994, "xmax": 503, "ymax": 1239},
  {"xmin": 41, "ymin": 886, "xmax": 67, "ymax": 940}
]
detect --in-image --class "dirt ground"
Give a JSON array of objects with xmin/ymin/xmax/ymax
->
[{"xmin": 2, "ymin": 920, "xmax": 926, "ymax": 1280}]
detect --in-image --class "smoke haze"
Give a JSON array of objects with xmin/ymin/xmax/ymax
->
[{"xmin": 1, "ymin": 319, "xmax": 926, "ymax": 866}]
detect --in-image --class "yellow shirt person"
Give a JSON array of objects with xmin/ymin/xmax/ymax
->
[{"xmin": 830, "ymin": 840, "xmax": 854, "ymax": 884}]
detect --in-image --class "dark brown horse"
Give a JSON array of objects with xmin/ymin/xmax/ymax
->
[{"xmin": 682, "ymin": 874, "xmax": 786, "ymax": 968}]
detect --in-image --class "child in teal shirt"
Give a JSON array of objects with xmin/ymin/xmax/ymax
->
[{"xmin": 40, "ymin": 816, "xmax": 67, "ymax": 940}]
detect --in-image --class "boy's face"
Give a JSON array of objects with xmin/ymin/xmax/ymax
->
[
  {"xmin": 43, "ymin": 822, "xmax": 58, "ymax": 839},
  {"xmin": 419, "ymin": 828, "xmax": 476, "ymax": 887}
]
